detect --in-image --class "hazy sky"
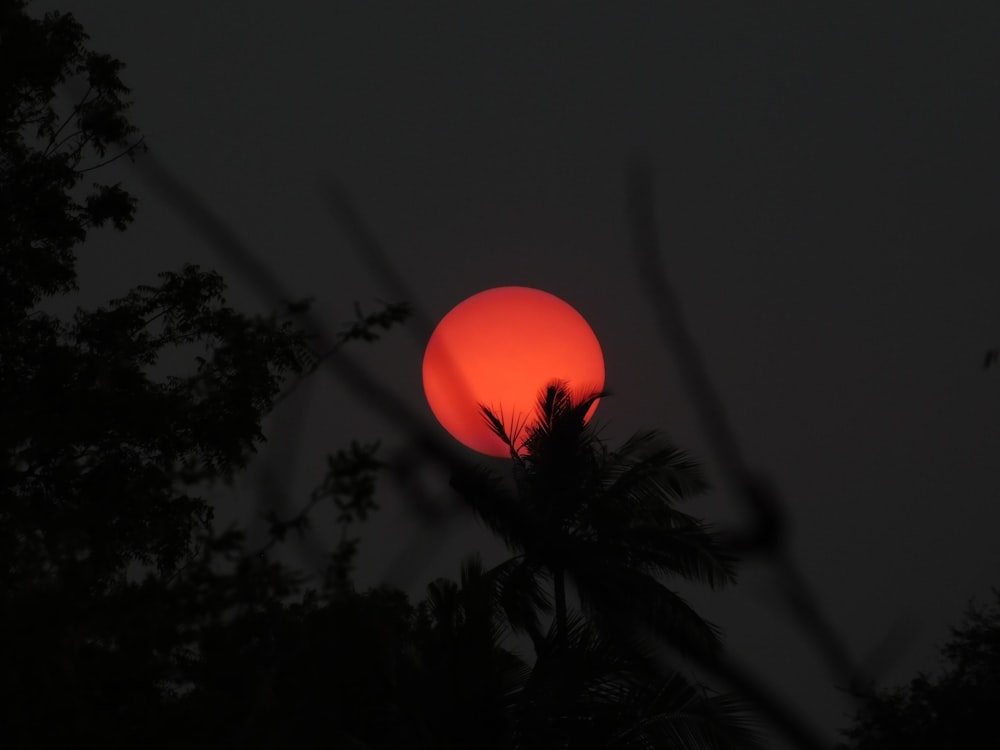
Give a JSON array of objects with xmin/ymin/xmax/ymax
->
[{"xmin": 35, "ymin": 1, "xmax": 1000, "ymax": 745}]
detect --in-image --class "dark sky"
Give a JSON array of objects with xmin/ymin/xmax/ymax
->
[{"xmin": 36, "ymin": 1, "xmax": 1000, "ymax": 745}]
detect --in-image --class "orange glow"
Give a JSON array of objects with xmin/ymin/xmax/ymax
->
[{"xmin": 422, "ymin": 286, "xmax": 605, "ymax": 457}]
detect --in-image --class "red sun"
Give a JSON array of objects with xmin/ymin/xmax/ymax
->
[{"xmin": 422, "ymin": 286, "xmax": 605, "ymax": 457}]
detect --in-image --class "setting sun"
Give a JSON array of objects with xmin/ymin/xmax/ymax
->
[{"xmin": 422, "ymin": 286, "xmax": 605, "ymax": 457}]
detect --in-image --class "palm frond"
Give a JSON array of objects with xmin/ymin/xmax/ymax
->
[
  {"xmin": 608, "ymin": 673, "xmax": 767, "ymax": 750},
  {"xmin": 449, "ymin": 464, "xmax": 531, "ymax": 552},
  {"xmin": 523, "ymin": 380, "xmax": 606, "ymax": 461},
  {"xmin": 569, "ymin": 555, "xmax": 726, "ymax": 662},
  {"xmin": 514, "ymin": 615, "xmax": 762, "ymax": 750},
  {"xmin": 513, "ymin": 615, "xmax": 638, "ymax": 746},
  {"xmin": 420, "ymin": 576, "xmax": 471, "ymax": 642},
  {"xmin": 533, "ymin": 614, "xmax": 638, "ymax": 689},
  {"xmin": 601, "ymin": 430, "xmax": 709, "ymax": 504},
  {"xmin": 488, "ymin": 556, "xmax": 551, "ymax": 648},
  {"xmin": 601, "ymin": 523, "xmax": 738, "ymax": 589},
  {"xmin": 459, "ymin": 554, "xmax": 488, "ymax": 589},
  {"xmin": 478, "ymin": 402, "xmax": 530, "ymax": 457},
  {"xmin": 575, "ymin": 478, "xmax": 711, "ymax": 539}
]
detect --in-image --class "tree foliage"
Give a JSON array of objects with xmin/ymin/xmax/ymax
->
[
  {"xmin": 455, "ymin": 381, "xmax": 737, "ymax": 661},
  {"xmin": 0, "ymin": 3, "xmax": 397, "ymax": 745},
  {"xmin": 447, "ymin": 382, "xmax": 760, "ymax": 748},
  {"xmin": 838, "ymin": 590, "xmax": 1000, "ymax": 750},
  {"xmin": 1, "ymin": 0, "xmax": 144, "ymax": 315}
]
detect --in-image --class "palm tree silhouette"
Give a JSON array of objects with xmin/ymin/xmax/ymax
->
[
  {"xmin": 514, "ymin": 614, "xmax": 763, "ymax": 750},
  {"xmin": 413, "ymin": 557, "xmax": 531, "ymax": 749},
  {"xmin": 417, "ymin": 554, "xmax": 763, "ymax": 750},
  {"xmin": 450, "ymin": 380, "xmax": 736, "ymax": 663}
]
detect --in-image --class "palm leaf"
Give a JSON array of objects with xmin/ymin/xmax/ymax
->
[
  {"xmin": 478, "ymin": 402, "xmax": 529, "ymax": 457},
  {"xmin": 449, "ymin": 463, "xmax": 532, "ymax": 552},
  {"xmin": 600, "ymin": 430, "xmax": 709, "ymax": 505},
  {"xmin": 608, "ymin": 673, "xmax": 767, "ymax": 750},
  {"xmin": 600, "ymin": 523, "xmax": 738, "ymax": 589},
  {"xmin": 523, "ymin": 381, "xmax": 606, "ymax": 464},
  {"xmin": 514, "ymin": 616, "xmax": 762, "ymax": 750},
  {"xmin": 568, "ymin": 553, "xmax": 726, "ymax": 662},
  {"xmin": 512, "ymin": 615, "xmax": 638, "ymax": 747},
  {"xmin": 488, "ymin": 556, "xmax": 551, "ymax": 649}
]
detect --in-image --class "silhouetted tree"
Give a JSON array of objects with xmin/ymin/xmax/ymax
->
[
  {"xmin": 1, "ymin": 0, "xmax": 144, "ymax": 318},
  {"xmin": 446, "ymin": 383, "xmax": 761, "ymax": 748},
  {"xmin": 453, "ymin": 382, "xmax": 736, "ymax": 662},
  {"xmin": 838, "ymin": 589, "xmax": 1000, "ymax": 750},
  {"xmin": 412, "ymin": 557, "xmax": 530, "ymax": 750},
  {"xmin": 513, "ymin": 614, "xmax": 761, "ymax": 750},
  {"xmin": 415, "ymin": 555, "xmax": 763, "ymax": 750},
  {"xmin": 0, "ymin": 3, "xmax": 405, "ymax": 746}
]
